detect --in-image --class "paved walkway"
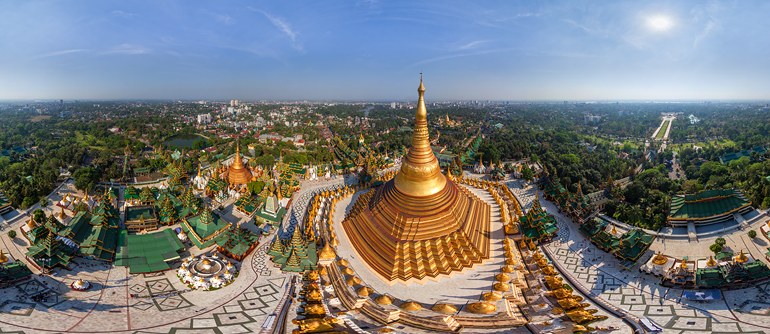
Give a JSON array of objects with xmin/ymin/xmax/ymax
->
[{"xmin": 511, "ymin": 180, "xmax": 770, "ymax": 334}]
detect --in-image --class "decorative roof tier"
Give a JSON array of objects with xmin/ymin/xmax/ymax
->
[{"xmin": 341, "ymin": 77, "xmax": 491, "ymax": 281}]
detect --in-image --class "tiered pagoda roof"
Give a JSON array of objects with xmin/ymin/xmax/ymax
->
[
  {"xmin": 543, "ymin": 179, "xmax": 592, "ymax": 222},
  {"xmin": 341, "ymin": 77, "xmax": 491, "ymax": 281},
  {"xmin": 26, "ymin": 227, "xmax": 73, "ymax": 269},
  {"xmin": 268, "ymin": 224, "xmax": 317, "ymax": 272},
  {"xmin": 580, "ymin": 218, "xmax": 653, "ymax": 263},
  {"xmin": 61, "ymin": 199, "xmax": 121, "ymax": 261},
  {"xmin": 215, "ymin": 227, "xmax": 260, "ymax": 261},
  {"xmin": 519, "ymin": 193, "xmax": 558, "ymax": 242},
  {"xmin": 181, "ymin": 208, "xmax": 231, "ymax": 248}
]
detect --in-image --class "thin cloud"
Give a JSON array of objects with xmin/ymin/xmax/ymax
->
[
  {"xmin": 248, "ymin": 7, "xmax": 302, "ymax": 51},
  {"xmin": 457, "ymin": 40, "xmax": 489, "ymax": 51},
  {"xmin": 32, "ymin": 49, "xmax": 88, "ymax": 59},
  {"xmin": 411, "ymin": 47, "xmax": 518, "ymax": 67},
  {"xmin": 102, "ymin": 43, "xmax": 151, "ymax": 55},
  {"xmin": 111, "ymin": 10, "xmax": 136, "ymax": 18}
]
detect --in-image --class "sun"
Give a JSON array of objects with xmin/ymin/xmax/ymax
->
[{"xmin": 646, "ymin": 15, "xmax": 674, "ymax": 32}]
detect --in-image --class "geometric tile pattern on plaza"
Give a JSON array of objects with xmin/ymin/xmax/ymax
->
[
  {"xmin": 160, "ymin": 246, "xmax": 285, "ymax": 334},
  {"xmin": 547, "ymin": 211, "xmax": 758, "ymax": 333}
]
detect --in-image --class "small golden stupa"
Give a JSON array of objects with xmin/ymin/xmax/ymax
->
[
  {"xmin": 226, "ymin": 142, "xmax": 252, "ymax": 186},
  {"xmin": 0, "ymin": 250, "xmax": 8, "ymax": 263},
  {"xmin": 431, "ymin": 303, "xmax": 458, "ymax": 314},
  {"xmin": 734, "ymin": 250, "xmax": 749, "ymax": 264},
  {"xmin": 652, "ymin": 252, "xmax": 668, "ymax": 266},
  {"xmin": 400, "ymin": 301, "xmax": 422, "ymax": 311},
  {"xmin": 706, "ymin": 255, "xmax": 717, "ymax": 267},
  {"xmin": 341, "ymin": 77, "xmax": 491, "ymax": 281}
]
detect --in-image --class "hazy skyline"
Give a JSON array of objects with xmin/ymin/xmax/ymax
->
[{"xmin": 2, "ymin": 0, "xmax": 770, "ymax": 101}]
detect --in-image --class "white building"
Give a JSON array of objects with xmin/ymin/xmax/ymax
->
[{"xmin": 197, "ymin": 113, "xmax": 212, "ymax": 124}]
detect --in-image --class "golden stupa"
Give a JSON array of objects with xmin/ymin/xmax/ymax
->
[
  {"xmin": 734, "ymin": 250, "xmax": 749, "ymax": 264},
  {"xmin": 342, "ymin": 77, "xmax": 491, "ymax": 281},
  {"xmin": 652, "ymin": 252, "xmax": 668, "ymax": 266},
  {"xmin": 226, "ymin": 142, "xmax": 252, "ymax": 186},
  {"xmin": 0, "ymin": 250, "xmax": 8, "ymax": 263}
]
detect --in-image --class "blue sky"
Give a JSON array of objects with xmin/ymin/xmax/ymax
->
[{"xmin": 1, "ymin": 0, "xmax": 769, "ymax": 101}]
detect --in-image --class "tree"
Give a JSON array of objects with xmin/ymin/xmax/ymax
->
[
  {"xmin": 7, "ymin": 230, "xmax": 16, "ymax": 239},
  {"xmin": 749, "ymin": 230, "xmax": 757, "ymax": 238},
  {"xmin": 73, "ymin": 167, "xmax": 99, "ymax": 192},
  {"xmin": 709, "ymin": 243, "xmax": 722, "ymax": 254},
  {"xmin": 715, "ymin": 237, "xmax": 726, "ymax": 246},
  {"xmin": 521, "ymin": 166, "xmax": 534, "ymax": 181}
]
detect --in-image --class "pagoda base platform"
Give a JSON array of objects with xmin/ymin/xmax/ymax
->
[{"xmin": 332, "ymin": 184, "xmax": 506, "ymax": 304}]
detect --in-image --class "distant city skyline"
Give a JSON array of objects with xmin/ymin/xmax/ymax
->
[{"xmin": 2, "ymin": 0, "xmax": 770, "ymax": 101}]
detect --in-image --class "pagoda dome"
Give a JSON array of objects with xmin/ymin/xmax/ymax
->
[
  {"xmin": 652, "ymin": 252, "xmax": 668, "ymax": 266},
  {"xmin": 346, "ymin": 276, "xmax": 362, "ymax": 286},
  {"xmin": 375, "ymin": 294, "xmax": 393, "ymax": 305},
  {"xmin": 318, "ymin": 243, "xmax": 336, "ymax": 261},
  {"xmin": 356, "ymin": 286, "xmax": 373, "ymax": 297},
  {"xmin": 481, "ymin": 291, "xmax": 502, "ymax": 301},
  {"xmin": 734, "ymin": 250, "xmax": 750, "ymax": 264},
  {"xmin": 431, "ymin": 303, "xmax": 458, "ymax": 314},
  {"xmin": 342, "ymin": 267, "xmax": 355, "ymax": 276},
  {"xmin": 501, "ymin": 265, "xmax": 515, "ymax": 273},
  {"xmin": 495, "ymin": 273, "xmax": 511, "ymax": 282},
  {"xmin": 493, "ymin": 282, "xmax": 510, "ymax": 292},
  {"xmin": 226, "ymin": 142, "xmax": 252, "ymax": 186},
  {"xmin": 467, "ymin": 301, "xmax": 497, "ymax": 314},
  {"xmin": 400, "ymin": 301, "xmax": 422, "ymax": 311}
]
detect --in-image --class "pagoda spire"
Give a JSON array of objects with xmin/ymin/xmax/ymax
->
[{"xmin": 392, "ymin": 74, "xmax": 447, "ymax": 197}]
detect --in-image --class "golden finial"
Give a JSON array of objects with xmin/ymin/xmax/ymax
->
[
  {"xmin": 706, "ymin": 255, "xmax": 717, "ymax": 267},
  {"xmin": 679, "ymin": 259, "xmax": 688, "ymax": 269}
]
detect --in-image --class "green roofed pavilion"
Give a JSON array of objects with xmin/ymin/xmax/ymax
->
[
  {"xmin": 182, "ymin": 209, "xmax": 231, "ymax": 248},
  {"xmin": 114, "ymin": 229, "xmax": 185, "ymax": 274},
  {"xmin": 215, "ymin": 228, "xmax": 260, "ymax": 261},
  {"xmin": 668, "ymin": 189, "xmax": 752, "ymax": 227}
]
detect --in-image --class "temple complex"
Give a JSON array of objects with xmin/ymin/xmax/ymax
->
[{"xmin": 341, "ymin": 77, "xmax": 491, "ymax": 281}]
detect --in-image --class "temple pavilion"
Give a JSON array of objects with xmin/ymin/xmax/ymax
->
[
  {"xmin": 341, "ymin": 77, "xmax": 491, "ymax": 281},
  {"xmin": 181, "ymin": 208, "xmax": 231, "ymax": 248},
  {"xmin": 518, "ymin": 193, "xmax": 558, "ymax": 242},
  {"xmin": 668, "ymin": 189, "xmax": 752, "ymax": 228},
  {"xmin": 268, "ymin": 224, "xmax": 317, "ymax": 272},
  {"xmin": 215, "ymin": 227, "xmax": 260, "ymax": 261},
  {"xmin": 579, "ymin": 218, "xmax": 653, "ymax": 264},
  {"xmin": 0, "ymin": 251, "xmax": 32, "ymax": 288},
  {"xmin": 59, "ymin": 199, "xmax": 121, "ymax": 262},
  {"xmin": 543, "ymin": 178, "xmax": 592, "ymax": 223},
  {"xmin": 255, "ymin": 193, "xmax": 286, "ymax": 225},
  {"xmin": 26, "ymin": 226, "xmax": 74, "ymax": 270}
]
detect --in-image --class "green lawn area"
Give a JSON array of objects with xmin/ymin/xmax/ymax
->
[{"xmin": 655, "ymin": 120, "xmax": 670, "ymax": 139}]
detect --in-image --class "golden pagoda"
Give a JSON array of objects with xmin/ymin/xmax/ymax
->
[
  {"xmin": 0, "ymin": 249, "xmax": 8, "ymax": 263},
  {"xmin": 651, "ymin": 252, "xmax": 668, "ymax": 266},
  {"xmin": 341, "ymin": 77, "xmax": 491, "ymax": 281},
  {"xmin": 706, "ymin": 255, "xmax": 717, "ymax": 267},
  {"xmin": 734, "ymin": 250, "xmax": 749, "ymax": 264},
  {"xmin": 226, "ymin": 142, "xmax": 252, "ymax": 186}
]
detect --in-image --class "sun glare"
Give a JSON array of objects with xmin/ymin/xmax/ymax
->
[{"xmin": 646, "ymin": 15, "xmax": 674, "ymax": 32}]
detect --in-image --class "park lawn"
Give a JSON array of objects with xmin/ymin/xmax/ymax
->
[{"xmin": 655, "ymin": 120, "xmax": 670, "ymax": 139}]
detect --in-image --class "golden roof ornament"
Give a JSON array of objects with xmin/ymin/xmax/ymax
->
[
  {"xmin": 679, "ymin": 259, "xmax": 688, "ymax": 269},
  {"xmin": 706, "ymin": 255, "xmax": 717, "ymax": 267},
  {"xmin": 0, "ymin": 249, "xmax": 8, "ymax": 263}
]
